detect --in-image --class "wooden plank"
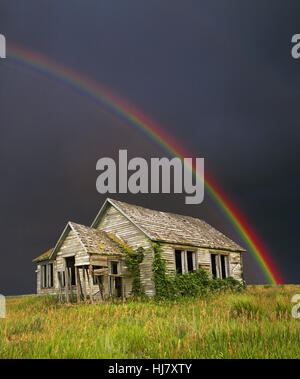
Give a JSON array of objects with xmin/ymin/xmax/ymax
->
[
  {"xmin": 76, "ymin": 267, "xmax": 81, "ymax": 303},
  {"xmin": 82, "ymin": 268, "xmax": 87, "ymax": 302},
  {"xmin": 88, "ymin": 265, "xmax": 94, "ymax": 304},
  {"xmin": 65, "ymin": 268, "xmax": 70, "ymax": 303},
  {"xmin": 57, "ymin": 272, "xmax": 63, "ymax": 303},
  {"xmin": 97, "ymin": 276, "xmax": 104, "ymax": 300}
]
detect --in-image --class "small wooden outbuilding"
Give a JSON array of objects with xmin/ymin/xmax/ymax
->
[{"xmin": 33, "ymin": 198, "xmax": 246, "ymax": 301}]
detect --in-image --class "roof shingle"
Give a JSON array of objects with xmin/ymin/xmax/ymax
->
[{"xmin": 108, "ymin": 199, "xmax": 246, "ymax": 252}]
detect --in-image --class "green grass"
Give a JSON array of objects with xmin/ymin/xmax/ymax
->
[{"xmin": 0, "ymin": 285, "xmax": 300, "ymax": 359}]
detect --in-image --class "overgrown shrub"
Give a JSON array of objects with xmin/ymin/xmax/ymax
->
[
  {"xmin": 152, "ymin": 243, "xmax": 245, "ymax": 300},
  {"xmin": 125, "ymin": 247, "xmax": 145, "ymax": 297},
  {"xmin": 174, "ymin": 268, "xmax": 210, "ymax": 297},
  {"xmin": 152, "ymin": 243, "xmax": 177, "ymax": 300}
]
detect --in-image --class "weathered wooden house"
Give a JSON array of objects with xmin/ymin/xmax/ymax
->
[{"xmin": 33, "ymin": 198, "xmax": 246, "ymax": 300}]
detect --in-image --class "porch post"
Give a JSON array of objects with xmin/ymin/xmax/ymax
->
[
  {"xmin": 57, "ymin": 272, "xmax": 63, "ymax": 303},
  {"xmin": 65, "ymin": 268, "xmax": 70, "ymax": 303},
  {"xmin": 82, "ymin": 267, "xmax": 87, "ymax": 302},
  {"xmin": 88, "ymin": 265, "xmax": 94, "ymax": 304},
  {"xmin": 75, "ymin": 267, "xmax": 81, "ymax": 303}
]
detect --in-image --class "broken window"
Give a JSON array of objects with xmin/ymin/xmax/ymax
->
[
  {"xmin": 220, "ymin": 255, "xmax": 228, "ymax": 279},
  {"xmin": 41, "ymin": 263, "xmax": 54, "ymax": 288},
  {"xmin": 111, "ymin": 261, "xmax": 119, "ymax": 275},
  {"xmin": 65, "ymin": 257, "xmax": 76, "ymax": 286},
  {"xmin": 211, "ymin": 254, "xmax": 217, "ymax": 279},
  {"xmin": 211, "ymin": 254, "xmax": 229, "ymax": 279},
  {"xmin": 186, "ymin": 251, "xmax": 194, "ymax": 273},
  {"xmin": 49, "ymin": 264, "xmax": 53, "ymax": 287},
  {"xmin": 175, "ymin": 250, "xmax": 183, "ymax": 274},
  {"xmin": 175, "ymin": 250, "xmax": 196, "ymax": 274},
  {"xmin": 41, "ymin": 265, "xmax": 47, "ymax": 288},
  {"xmin": 109, "ymin": 261, "xmax": 123, "ymax": 298}
]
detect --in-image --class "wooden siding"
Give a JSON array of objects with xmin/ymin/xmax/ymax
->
[
  {"xmin": 96, "ymin": 204, "xmax": 155, "ymax": 297},
  {"xmin": 159, "ymin": 244, "xmax": 243, "ymax": 281}
]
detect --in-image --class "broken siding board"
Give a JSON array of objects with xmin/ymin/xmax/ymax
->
[
  {"xmin": 56, "ymin": 230, "xmax": 85, "ymax": 258},
  {"xmin": 229, "ymin": 252, "xmax": 243, "ymax": 281}
]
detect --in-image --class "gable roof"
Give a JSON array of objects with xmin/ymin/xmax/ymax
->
[
  {"xmin": 92, "ymin": 198, "xmax": 246, "ymax": 253},
  {"xmin": 67, "ymin": 222, "xmax": 132, "ymax": 256},
  {"xmin": 33, "ymin": 222, "xmax": 131, "ymax": 263}
]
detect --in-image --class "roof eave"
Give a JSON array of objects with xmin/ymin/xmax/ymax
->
[{"xmin": 152, "ymin": 239, "xmax": 246, "ymax": 253}]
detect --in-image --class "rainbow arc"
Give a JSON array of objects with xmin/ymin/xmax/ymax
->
[{"xmin": 6, "ymin": 44, "xmax": 283, "ymax": 284}]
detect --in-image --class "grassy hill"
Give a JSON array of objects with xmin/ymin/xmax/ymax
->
[{"xmin": 0, "ymin": 285, "xmax": 300, "ymax": 359}]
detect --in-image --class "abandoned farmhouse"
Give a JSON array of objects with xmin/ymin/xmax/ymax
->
[{"xmin": 33, "ymin": 198, "xmax": 246, "ymax": 300}]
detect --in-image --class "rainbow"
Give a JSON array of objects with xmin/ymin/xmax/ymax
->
[{"xmin": 6, "ymin": 43, "xmax": 283, "ymax": 284}]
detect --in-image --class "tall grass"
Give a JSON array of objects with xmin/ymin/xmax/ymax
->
[{"xmin": 0, "ymin": 285, "xmax": 299, "ymax": 359}]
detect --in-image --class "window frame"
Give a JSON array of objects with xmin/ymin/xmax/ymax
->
[
  {"xmin": 174, "ymin": 249, "xmax": 197, "ymax": 274},
  {"xmin": 210, "ymin": 253, "xmax": 229, "ymax": 279},
  {"xmin": 108, "ymin": 260, "xmax": 122, "ymax": 297},
  {"xmin": 41, "ymin": 263, "xmax": 54, "ymax": 289}
]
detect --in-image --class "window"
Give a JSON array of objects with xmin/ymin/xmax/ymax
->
[
  {"xmin": 41, "ymin": 265, "xmax": 47, "ymax": 288},
  {"xmin": 175, "ymin": 250, "xmax": 196, "ymax": 274},
  {"xmin": 220, "ymin": 255, "xmax": 227, "ymax": 279},
  {"xmin": 186, "ymin": 251, "xmax": 194, "ymax": 273},
  {"xmin": 108, "ymin": 261, "xmax": 123, "ymax": 297},
  {"xmin": 41, "ymin": 263, "xmax": 54, "ymax": 288},
  {"xmin": 210, "ymin": 254, "xmax": 229, "ymax": 279},
  {"xmin": 211, "ymin": 254, "xmax": 217, "ymax": 278},
  {"xmin": 175, "ymin": 250, "xmax": 183, "ymax": 274},
  {"xmin": 111, "ymin": 262, "xmax": 119, "ymax": 275},
  {"xmin": 65, "ymin": 257, "xmax": 76, "ymax": 286}
]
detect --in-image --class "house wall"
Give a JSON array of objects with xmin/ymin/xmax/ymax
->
[
  {"xmin": 36, "ymin": 206, "xmax": 244, "ymax": 298},
  {"xmin": 159, "ymin": 244, "xmax": 244, "ymax": 281},
  {"xmin": 36, "ymin": 261, "xmax": 57, "ymax": 295},
  {"xmin": 36, "ymin": 228, "xmax": 134, "ymax": 298},
  {"xmin": 96, "ymin": 204, "xmax": 155, "ymax": 297}
]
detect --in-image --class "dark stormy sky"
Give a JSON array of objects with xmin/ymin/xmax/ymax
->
[{"xmin": 0, "ymin": 1, "xmax": 300, "ymax": 295}]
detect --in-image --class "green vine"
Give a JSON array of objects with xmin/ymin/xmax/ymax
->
[
  {"xmin": 152, "ymin": 243, "xmax": 177, "ymax": 300},
  {"xmin": 152, "ymin": 242, "xmax": 244, "ymax": 300},
  {"xmin": 125, "ymin": 247, "xmax": 145, "ymax": 297},
  {"xmin": 107, "ymin": 233, "xmax": 145, "ymax": 297}
]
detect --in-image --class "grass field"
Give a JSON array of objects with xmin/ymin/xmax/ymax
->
[{"xmin": 0, "ymin": 285, "xmax": 299, "ymax": 359}]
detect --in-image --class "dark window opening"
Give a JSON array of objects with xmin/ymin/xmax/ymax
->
[
  {"xmin": 41, "ymin": 264, "xmax": 54, "ymax": 288},
  {"xmin": 111, "ymin": 261, "xmax": 119, "ymax": 275},
  {"xmin": 211, "ymin": 254, "xmax": 217, "ymax": 279},
  {"xmin": 175, "ymin": 250, "xmax": 182, "ymax": 274},
  {"xmin": 220, "ymin": 255, "xmax": 227, "ymax": 279},
  {"xmin": 41, "ymin": 265, "xmax": 47, "ymax": 288},
  {"xmin": 115, "ymin": 277, "xmax": 123, "ymax": 297},
  {"xmin": 49, "ymin": 263, "xmax": 53, "ymax": 287},
  {"xmin": 65, "ymin": 257, "xmax": 76, "ymax": 286},
  {"xmin": 187, "ymin": 251, "xmax": 194, "ymax": 272}
]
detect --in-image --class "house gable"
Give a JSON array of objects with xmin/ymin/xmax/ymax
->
[
  {"xmin": 93, "ymin": 201, "xmax": 155, "ymax": 297},
  {"xmin": 92, "ymin": 198, "xmax": 246, "ymax": 253}
]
